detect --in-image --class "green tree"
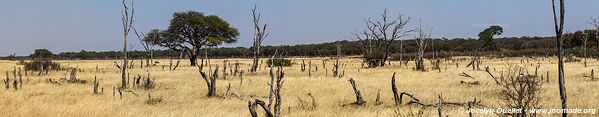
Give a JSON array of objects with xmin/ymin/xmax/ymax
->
[
  {"xmin": 29, "ymin": 49, "xmax": 54, "ymax": 59},
  {"xmin": 146, "ymin": 11, "xmax": 239, "ymax": 66},
  {"xmin": 478, "ymin": 25, "xmax": 503, "ymax": 50}
]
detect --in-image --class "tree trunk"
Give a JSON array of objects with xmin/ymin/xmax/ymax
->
[
  {"xmin": 251, "ymin": 46, "xmax": 260, "ymax": 73},
  {"xmin": 348, "ymin": 78, "xmax": 365, "ymax": 105},
  {"xmin": 189, "ymin": 53, "xmax": 197, "ymax": 66},
  {"xmin": 391, "ymin": 72, "xmax": 400, "ymax": 105},
  {"xmin": 399, "ymin": 40, "xmax": 403, "ymax": 66},
  {"xmin": 552, "ymin": 0, "xmax": 567, "ymax": 116},
  {"xmin": 121, "ymin": 35, "xmax": 128, "ymax": 89}
]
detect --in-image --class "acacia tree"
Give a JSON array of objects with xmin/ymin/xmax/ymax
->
[
  {"xmin": 120, "ymin": 0, "xmax": 134, "ymax": 88},
  {"xmin": 354, "ymin": 9, "xmax": 412, "ymax": 67},
  {"xmin": 478, "ymin": 25, "xmax": 503, "ymax": 51},
  {"xmin": 146, "ymin": 11, "xmax": 239, "ymax": 66},
  {"xmin": 551, "ymin": 0, "xmax": 567, "ymax": 116},
  {"xmin": 250, "ymin": 5, "xmax": 269, "ymax": 73}
]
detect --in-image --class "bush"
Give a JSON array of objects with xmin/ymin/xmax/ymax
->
[
  {"xmin": 498, "ymin": 65, "xmax": 543, "ymax": 116},
  {"xmin": 7, "ymin": 54, "xmax": 17, "ymax": 61},
  {"xmin": 363, "ymin": 51, "xmax": 385, "ymax": 67},
  {"xmin": 23, "ymin": 59, "xmax": 61, "ymax": 71},
  {"xmin": 266, "ymin": 58, "xmax": 292, "ymax": 67}
]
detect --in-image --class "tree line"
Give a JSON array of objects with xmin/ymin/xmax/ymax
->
[{"xmin": 3, "ymin": 32, "xmax": 598, "ymax": 60}]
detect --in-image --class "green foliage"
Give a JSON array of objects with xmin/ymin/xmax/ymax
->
[
  {"xmin": 563, "ymin": 30, "xmax": 596, "ymax": 49},
  {"xmin": 478, "ymin": 25, "xmax": 504, "ymax": 50},
  {"xmin": 266, "ymin": 58, "xmax": 292, "ymax": 67},
  {"xmin": 363, "ymin": 51, "xmax": 385, "ymax": 62},
  {"xmin": 29, "ymin": 49, "xmax": 54, "ymax": 59},
  {"xmin": 6, "ymin": 54, "xmax": 16, "ymax": 61},
  {"xmin": 23, "ymin": 59, "xmax": 61, "ymax": 71},
  {"xmin": 25, "ymin": 48, "xmax": 60, "ymax": 71},
  {"xmin": 146, "ymin": 11, "xmax": 239, "ymax": 51},
  {"xmin": 363, "ymin": 51, "xmax": 385, "ymax": 67}
]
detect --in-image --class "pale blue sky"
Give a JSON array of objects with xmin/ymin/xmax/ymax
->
[{"xmin": 1, "ymin": 0, "xmax": 598, "ymax": 55}]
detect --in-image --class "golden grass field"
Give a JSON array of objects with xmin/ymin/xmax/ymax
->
[{"xmin": 0, "ymin": 57, "xmax": 597, "ymax": 117}]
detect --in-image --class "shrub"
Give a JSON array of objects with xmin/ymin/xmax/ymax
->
[
  {"xmin": 363, "ymin": 51, "xmax": 385, "ymax": 67},
  {"xmin": 498, "ymin": 65, "xmax": 543, "ymax": 116},
  {"xmin": 6, "ymin": 54, "xmax": 17, "ymax": 61},
  {"xmin": 266, "ymin": 58, "xmax": 292, "ymax": 67},
  {"xmin": 23, "ymin": 59, "xmax": 61, "ymax": 71}
]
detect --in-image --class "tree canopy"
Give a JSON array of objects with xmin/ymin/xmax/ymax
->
[
  {"xmin": 478, "ymin": 25, "xmax": 503, "ymax": 50},
  {"xmin": 29, "ymin": 49, "xmax": 54, "ymax": 59},
  {"xmin": 146, "ymin": 11, "xmax": 239, "ymax": 66}
]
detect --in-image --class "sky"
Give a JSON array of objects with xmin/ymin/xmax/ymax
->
[{"xmin": 1, "ymin": 0, "xmax": 598, "ymax": 56}]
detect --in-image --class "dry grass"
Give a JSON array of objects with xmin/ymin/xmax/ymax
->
[{"xmin": 0, "ymin": 57, "xmax": 597, "ymax": 117}]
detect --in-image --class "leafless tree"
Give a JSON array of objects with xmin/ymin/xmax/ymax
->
[
  {"xmin": 250, "ymin": 5, "xmax": 269, "ymax": 73},
  {"xmin": 348, "ymin": 78, "xmax": 365, "ymax": 105},
  {"xmin": 333, "ymin": 42, "xmax": 341, "ymax": 77},
  {"xmin": 583, "ymin": 32, "xmax": 588, "ymax": 67},
  {"xmin": 498, "ymin": 65, "xmax": 543, "ymax": 117},
  {"xmin": 132, "ymin": 27, "xmax": 153, "ymax": 67},
  {"xmin": 199, "ymin": 65, "xmax": 218, "ymax": 97},
  {"xmin": 248, "ymin": 48, "xmax": 284, "ymax": 117},
  {"xmin": 415, "ymin": 21, "xmax": 432, "ymax": 71},
  {"xmin": 399, "ymin": 39, "xmax": 405, "ymax": 66},
  {"xmin": 120, "ymin": 0, "xmax": 135, "ymax": 88},
  {"xmin": 589, "ymin": 18, "xmax": 599, "ymax": 59},
  {"xmin": 391, "ymin": 72, "xmax": 400, "ymax": 105},
  {"xmin": 551, "ymin": 0, "xmax": 567, "ymax": 116},
  {"xmin": 248, "ymin": 99, "xmax": 273, "ymax": 117},
  {"xmin": 354, "ymin": 9, "xmax": 413, "ymax": 67}
]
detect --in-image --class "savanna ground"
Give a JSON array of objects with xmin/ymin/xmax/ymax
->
[{"xmin": 0, "ymin": 57, "xmax": 597, "ymax": 117}]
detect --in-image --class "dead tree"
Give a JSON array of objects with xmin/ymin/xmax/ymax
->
[
  {"xmin": 223, "ymin": 60, "xmax": 228, "ymax": 80},
  {"xmin": 132, "ymin": 26, "xmax": 153, "ymax": 67},
  {"xmin": 272, "ymin": 66, "xmax": 284, "ymax": 117},
  {"xmin": 399, "ymin": 39, "xmax": 404, "ymax": 66},
  {"xmin": 551, "ymin": 0, "xmax": 567, "ymax": 116},
  {"xmin": 391, "ymin": 72, "xmax": 401, "ymax": 105},
  {"xmin": 399, "ymin": 92, "xmax": 420, "ymax": 105},
  {"xmin": 120, "ymin": 0, "xmax": 135, "ymax": 89},
  {"xmin": 333, "ymin": 42, "xmax": 341, "ymax": 77},
  {"xmin": 437, "ymin": 94, "xmax": 443, "ymax": 117},
  {"xmin": 267, "ymin": 49, "xmax": 281, "ymax": 108},
  {"xmin": 4, "ymin": 71, "xmax": 10, "ymax": 89},
  {"xmin": 498, "ymin": 65, "xmax": 543, "ymax": 117},
  {"xmin": 12, "ymin": 73, "xmax": 18, "ymax": 90},
  {"xmin": 198, "ymin": 65, "xmax": 219, "ymax": 97},
  {"xmin": 250, "ymin": 5, "xmax": 269, "ymax": 73},
  {"xmin": 93, "ymin": 76, "xmax": 101, "ymax": 94},
  {"xmin": 485, "ymin": 67, "xmax": 500, "ymax": 84},
  {"xmin": 415, "ymin": 21, "xmax": 431, "ymax": 71},
  {"xmin": 583, "ymin": 32, "xmax": 588, "ymax": 67},
  {"xmin": 348, "ymin": 78, "xmax": 366, "ymax": 105},
  {"xmin": 589, "ymin": 18, "xmax": 599, "ymax": 60},
  {"xmin": 354, "ymin": 9, "xmax": 413, "ymax": 67},
  {"xmin": 249, "ymin": 49, "xmax": 283, "ymax": 117},
  {"xmin": 301, "ymin": 60, "xmax": 306, "ymax": 72},
  {"xmin": 248, "ymin": 99, "xmax": 273, "ymax": 117}
]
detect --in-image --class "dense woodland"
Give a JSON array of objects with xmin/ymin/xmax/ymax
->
[{"xmin": 2, "ymin": 30, "xmax": 599, "ymax": 60}]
